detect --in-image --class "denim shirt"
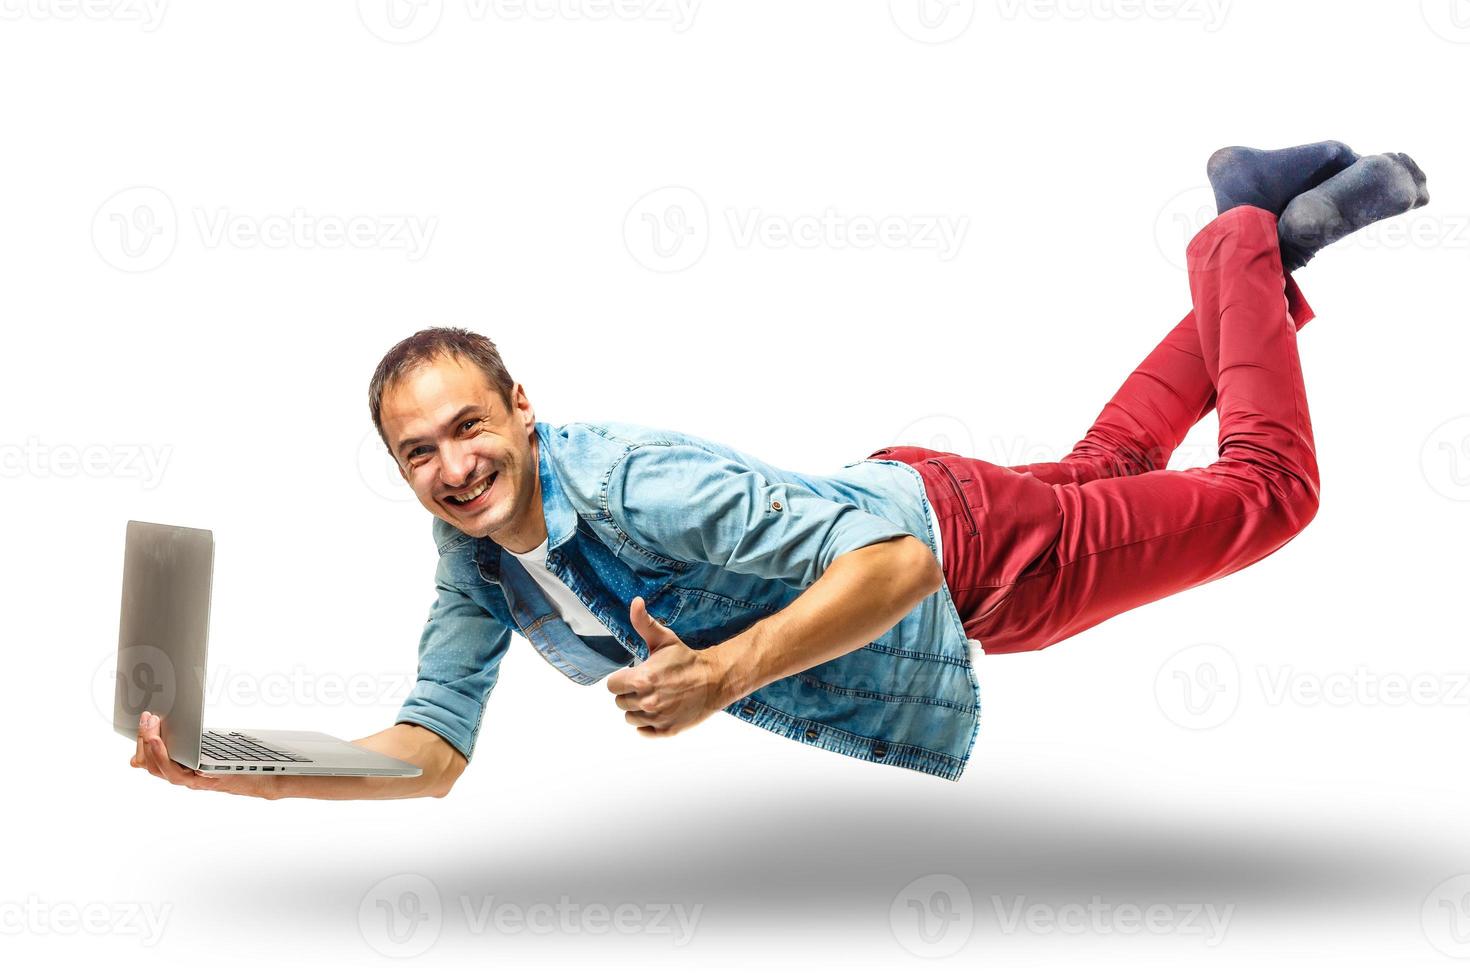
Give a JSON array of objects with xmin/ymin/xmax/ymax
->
[{"xmin": 394, "ymin": 420, "xmax": 982, "ymax": 780}]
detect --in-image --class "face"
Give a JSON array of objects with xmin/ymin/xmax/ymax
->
[{"xmin": 379, "ymin": 354, "xmax": 545, "ymax": 551}]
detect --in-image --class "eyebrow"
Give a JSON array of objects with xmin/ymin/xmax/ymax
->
[{"xmin": 396, "ymin": 404, "xmax": 485, "ymax": 457}]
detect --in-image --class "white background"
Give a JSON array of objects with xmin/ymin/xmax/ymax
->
[{"xmin": 3, "ymin": 0, "xmax": 1469, "ymax": 974}]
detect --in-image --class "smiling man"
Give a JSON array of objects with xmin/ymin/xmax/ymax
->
[
  {"xmin": 372, "ymin": 333, "xmax": 960, "ymax": 776},
  {"xmin": 129, "ymin": 141, "xmax": 1429, "ymax": 797}
]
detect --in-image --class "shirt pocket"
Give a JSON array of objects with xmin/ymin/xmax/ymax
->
[{"xmin": 661, "ymin": 587, "xmax": 788, "ymax": 649}]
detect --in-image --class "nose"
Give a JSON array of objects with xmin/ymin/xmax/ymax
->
[{"xmin": 439, "ymin": 442, "xmax": 478, "ymax": 490}]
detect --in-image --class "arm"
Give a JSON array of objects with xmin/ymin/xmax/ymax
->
[
  {"xmin": 710, "ymin": 534, "xmax": 942, "ymax": 706},
  {"xmin": 603, "ymin": 443, "xmax": 943, "ymax": 734},
  {"xmin": 131, "ymin": 715, "xmax": 466, "ymax": 800},
  {"xmin": 130, "ymin": 535, "xmax": 512, "ymax": 800}
]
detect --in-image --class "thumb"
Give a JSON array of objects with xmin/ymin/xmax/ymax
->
[{"xmin": 629, "ymin": 595, "xmax": 681, "ymax": 654}]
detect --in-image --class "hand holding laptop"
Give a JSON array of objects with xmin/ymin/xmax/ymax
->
[
  {"xmin": 130, "ymin": 710, "xmax": 273, "ymax": 797},
  {"xmin": 117, "ymin": 521, "xmax": 470, "ymax": 801}
]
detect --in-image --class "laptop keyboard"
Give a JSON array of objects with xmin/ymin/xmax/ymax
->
[{"xmin": 202, "ymin": 730, "xmax": 313, "ymax": 764}]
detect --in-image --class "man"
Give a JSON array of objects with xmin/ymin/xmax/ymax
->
[{"xmin": 130, "ymin": 142, "xmax": 1429, "ymax": 797}]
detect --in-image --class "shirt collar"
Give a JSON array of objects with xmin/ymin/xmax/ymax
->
[{"xmin": 532, "ymin": 420, "xmax": 577, "ymax": 553}]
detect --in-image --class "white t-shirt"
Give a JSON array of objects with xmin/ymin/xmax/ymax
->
[
  {"xmin": 504, "ymin": 535, "xmax": 614, "ymax": 637},
  {"xmin": 504, "ymin": 495, "xmax": 944, "ymax": 638}
]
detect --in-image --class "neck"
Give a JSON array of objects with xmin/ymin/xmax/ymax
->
[{"xmin": 491, "ymin": 430, "xmax": 549, "ymax": 553}]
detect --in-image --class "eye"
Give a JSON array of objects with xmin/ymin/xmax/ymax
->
[
  {"xmin": 460, "ymin": 419, "xmax": 477, "ymax": 433},
  {"xmin": 407, "ymin": 446, "xmax": 430, "ymax": 460}
]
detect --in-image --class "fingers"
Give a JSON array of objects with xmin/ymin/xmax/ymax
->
[
  {"xmin": 132, "ymin": 711, "xmax": 217, "ymax": 791},
  {"xmin": 605, "ymin": 665, "xmax": 649, "ymax": 697}
]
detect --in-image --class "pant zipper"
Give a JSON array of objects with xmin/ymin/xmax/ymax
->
[{"xmin": 925, "ymin": 459, "xmax": 979, "ymax": 537}]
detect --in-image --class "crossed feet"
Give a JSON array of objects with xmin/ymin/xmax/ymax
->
[{"xmin": 1206, "ymin": 140, "xmax": 1430, "ymax": 271}]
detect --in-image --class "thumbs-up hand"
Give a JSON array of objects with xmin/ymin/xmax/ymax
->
[{"xmin": 605, "ymin": 596, "xmax": 732, "ymax": 738}]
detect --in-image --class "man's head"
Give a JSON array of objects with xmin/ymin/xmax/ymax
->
[{"xmin": 369, "ymin": 327, "xmax": 545, "ymax": 549}]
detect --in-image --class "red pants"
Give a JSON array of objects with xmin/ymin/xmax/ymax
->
[{"xmin": 869, "ymin": 206, "xmax": 1322, "ymax": 653}]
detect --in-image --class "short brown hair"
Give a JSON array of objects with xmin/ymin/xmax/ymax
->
[{"xmin": 368, "ymin": 327, "xmax": 517, "ymax": 457}]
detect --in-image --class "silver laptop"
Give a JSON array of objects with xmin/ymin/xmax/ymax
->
[{"xmin": 114, "ymin": 520, "xmax": 421, "ymax": 777}]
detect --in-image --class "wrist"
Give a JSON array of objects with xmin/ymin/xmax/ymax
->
[{"xmin": 709, "ymin": 635, "xmax": 758, "ymax": 708}]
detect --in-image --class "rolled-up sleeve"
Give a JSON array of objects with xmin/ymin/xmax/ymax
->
[
  {"xmin": 394, "ymin": 555, "xmax": 511, "ymax": 765},
  {"xmin": 606, "ymin": 443, "xmax": 915, "ymax": 591}
]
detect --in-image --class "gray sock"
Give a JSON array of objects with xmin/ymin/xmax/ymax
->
[
  {"xmin": 1207, "ymin": 140, "xmax": 1359, "ymax": 216},
  {"xmin": 1277, "ymin": 153, "xmax": 1430, "ymax": 271}
]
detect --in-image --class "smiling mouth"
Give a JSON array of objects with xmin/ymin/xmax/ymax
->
[{"xmin": 445, "ymin": 471, "xmax": 498, "ymax": 508}]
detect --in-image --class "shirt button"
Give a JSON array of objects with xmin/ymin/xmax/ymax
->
[
  {"xmin": 771, "ymin": 501, "xmax": 782, "ymax": 511},
  {"xmin": 873, "ymin": 743, "xmax": 887, "ymax": 759},
  {"xmin": 804, "ymin": 728, "xmax": 818, "ymax": 740},
  {"xmin": 740, "ymin": 703, "xmax": 756, "ymax": 717}
]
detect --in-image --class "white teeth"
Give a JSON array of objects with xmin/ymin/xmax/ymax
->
[{"xmin": 450, "ymin": 475, "xmax": 492, "ymax": 504}]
